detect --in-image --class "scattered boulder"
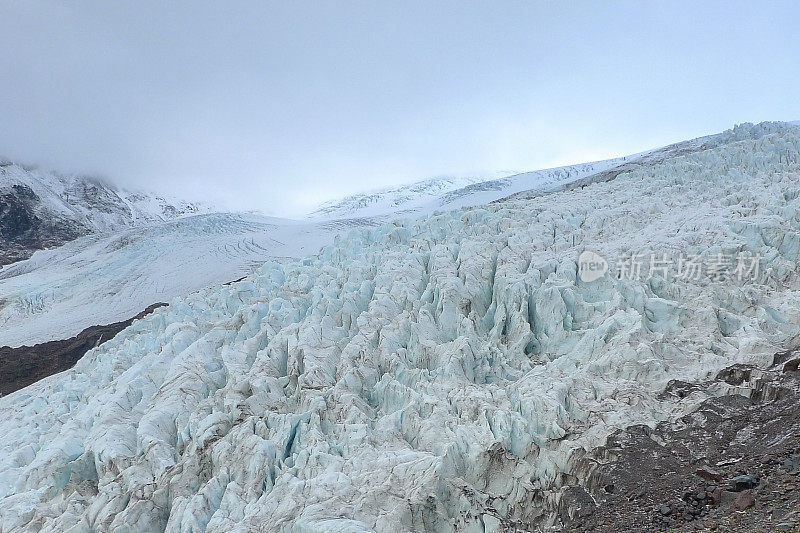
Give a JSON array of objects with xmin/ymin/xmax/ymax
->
[
  {"xmin": 780, "ymin": 455, "xmax": 800, "ymax": 474},
  {"xmin": 557, "ymin": 358, "xmax": 800, "ymax": 532},
  {"xmin": 696, "ymin": 466, "xmax": 724, "ymax": 482},
  {"xmin": 720, "ymin": 490, "xmax": 740, "ymax": 506},
  {"xmin": 733, "ymin": 491, "xmax": 755, "ymax": 511},
  {"xmin": 708, "ymin": 487, "xmax": 723, "ymax": 504},
  {"xmin": 716, "ymin": 365, "xmax": 752, "ymax": 386},
  {"xmin": 728, "ymin": 475, "xmax": 758, "ymax": 492}
]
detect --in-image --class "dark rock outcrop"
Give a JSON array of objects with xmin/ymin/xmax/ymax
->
[
  {"xmin": 0, "ymin": 303, "xmax": 165, "ymax": 396},
  {"xmin": 0, "ymin": 183, "xmax": 87, "ymax": 266}
]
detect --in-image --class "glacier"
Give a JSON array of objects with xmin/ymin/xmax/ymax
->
[
  {"xmin": 1, "ymin": 122, "xmax": 799, "ymax": 532},
  {"xmin": 308, "ymin": 159, "xmax": 628, "ymax": 220},
  {"xmin": 0, "ymin": 213, "xmax": 370, "ymax": 347},
  {"xmin": 0, "ymin": 153, "xmax": 630, "ymax": 348}
]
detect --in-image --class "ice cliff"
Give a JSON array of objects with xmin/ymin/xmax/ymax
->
[{"xmin": 1, "ymin": 123, "xmax": 799, "ymax": 532}]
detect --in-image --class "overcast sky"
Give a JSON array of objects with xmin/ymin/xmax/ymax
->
[{"xmin": 2, "ymin": 1, "xmax": 799, "ymax": 217}]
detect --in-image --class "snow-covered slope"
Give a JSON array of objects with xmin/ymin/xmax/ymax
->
[
  {"xmin": 310, "ymin": 121, "xmax": 800, "ymax": 222},
  {"xmin": 308, "ymin": 173, "xmax": 503, "ymax": 219},
  {"xmin": 0, "ymin": 162, "xmax": 208, "ymax": 231},
  {"xmin": 309, "ymin": 160, "xmax": 627, "ymax": 220},
  {"xmin": 0, "ymin": 212, "xmax": 374, "ymax": 347},
  {"xmin": 1, "ymin": 122, "xmax": 799, "ymax": 532},
  {"xmin": 0, "ymin": 162, "xmax": 208, "ymax": 265}
]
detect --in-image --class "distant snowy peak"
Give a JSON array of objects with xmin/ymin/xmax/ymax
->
[
  {"xmin": 436, "ymin": 158, "xmax": 628, "ymax": 207},
  {"xmin": 308, "ymin": 159, "xmax": 630, "ymax": 220},
  {"xmin": 308, "ymin": 172, "xmax": 511, "ymax": 219},
  {"xmin": 0, "ymin": 161, "xmax": 210, "ymax": 265},
  {"xmin": 0, "ymin": 162, "xmax": 210, "ymax": 231},
  {"xmin": 309, "ymin": 121, "xmax": 800, "ymax": 221}
]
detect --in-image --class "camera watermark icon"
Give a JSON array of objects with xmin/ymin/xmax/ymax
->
[{"xmin": 578, "ymin": 250, "xmax": 609, "ymax": 282}]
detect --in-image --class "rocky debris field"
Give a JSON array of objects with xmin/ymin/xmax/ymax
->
[{"xmin": 563, "ymin": 347, "xmax": 800, "ymax": 533}]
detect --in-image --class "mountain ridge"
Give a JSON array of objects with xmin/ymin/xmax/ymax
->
[
  {"xmin": 307, "ymin": 158, "xmax": 628, "ymax": 220},
  {"xmin": 0, "ymin": 162, "xmax": 209, "ymax": 266}
]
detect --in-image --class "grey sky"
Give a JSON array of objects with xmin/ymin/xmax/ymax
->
[{"xmin": 2, "ymin": 1, "xmax": 799, "ymax": 217}]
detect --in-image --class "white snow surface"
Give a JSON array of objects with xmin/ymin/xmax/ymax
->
[
  {"xmin": 1, "ymin": 122, "xmax": 800, "ymax": 532},
  {"xmin": 0, "ymin": 162, "xmax": 210, "ymax": 233},
  {"xmin": 0, "ymin": 213, "xmax": 373, "ymax": 347},
  {"xmin": 308, "ymin": 160, "xmax": 628, "ymax": 220}
]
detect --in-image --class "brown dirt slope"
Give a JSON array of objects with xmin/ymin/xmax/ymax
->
[{"xmin": 0, "ymin": 303, "xmax": 165, "ymax": 396}]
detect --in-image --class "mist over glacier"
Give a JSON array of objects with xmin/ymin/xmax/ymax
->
[{"xmin": 1, "ymin": 123, "xmax": 799, "ymax": 531}]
